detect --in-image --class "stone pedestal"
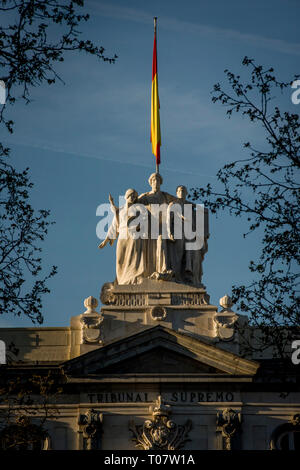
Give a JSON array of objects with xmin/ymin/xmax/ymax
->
[
  {"xmin": 69, "ymin": 285, "xmax": 248, "ymax": 358},
  {"xmin": 99, "ymin": 280, "xmax": 246, "ymax": 353}
]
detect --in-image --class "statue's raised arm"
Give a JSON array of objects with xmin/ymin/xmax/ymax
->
[
  {"xmin": 109, "ymin": 193, "xmax": 119, "ymax": 219},
  {"xmin": 98, "ymin": 189, "xmax": 151, "ymax": 285}
]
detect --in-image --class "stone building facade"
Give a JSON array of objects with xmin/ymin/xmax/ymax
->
[
  {"xmin": 0, "ymin": 283, "xmax": 299, "ymax": 450},
  {"xmin": 0, "ymin": 176, "xmax": 299, "ymax": 450}
]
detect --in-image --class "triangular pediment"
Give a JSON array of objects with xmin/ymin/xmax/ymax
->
[
  {"xmin": 63, "ymin": 325, "xmax": 259, "ymax": 377},
  {"xmin": 97, "ymin": 346, "xmax": 223, "ymax": 374}
]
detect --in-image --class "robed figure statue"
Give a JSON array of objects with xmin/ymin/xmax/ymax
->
[{"xmin": 98, "ymin": 173, "xmax": 209, "ymax": 286}]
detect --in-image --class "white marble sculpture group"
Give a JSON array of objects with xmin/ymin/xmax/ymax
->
[{"xmin": 98, "ymin": 173, "xmax": 209, "ymax": 286}]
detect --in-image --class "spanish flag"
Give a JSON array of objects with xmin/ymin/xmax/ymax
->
[{"xmin": 151, "ymin": 19, "xmax": 161, "ymax": 165}]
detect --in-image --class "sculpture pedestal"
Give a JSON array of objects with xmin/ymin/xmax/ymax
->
[
  {"xmin": 69, "ymin": 283, "xmax": 248, "ymax": 359},
  {"xmin": 99, "ymin": 280, "xmax": 243, "ymax": 351}
]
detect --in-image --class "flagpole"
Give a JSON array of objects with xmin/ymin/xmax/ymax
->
[
  {"xmin": 151, "ymin": 16, "xmax": 161, "ymax": 174},
  {"xmin": 154, "ymin": 17, "xmax": 159, "ymax": 174}
]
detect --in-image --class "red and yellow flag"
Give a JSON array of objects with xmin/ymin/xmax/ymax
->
[{"xmin": 151, "ymin": 20, "xmax": 161, "ymax": 165}]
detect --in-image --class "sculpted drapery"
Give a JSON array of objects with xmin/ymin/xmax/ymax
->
[
  {"xmin": 98, "ymin": 189, "xmax": 149, "ymax": 285},
  {"xmin": 138, "ymin": 173, "xmax": 176, "ymax": 279},
  {"xmin": 98, "ymin": 174, "xmax": 208, "ymax": 286}
]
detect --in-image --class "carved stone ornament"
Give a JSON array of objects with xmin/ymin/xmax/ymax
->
[
  {"xmin": 150, "ymin": 306, "xmax": 167, "ymax": 321},
  {"xmin": 84, "ymin": 296, "xmax": 98, "ymax": 313},
  {"xmin": 216, "ymin": 408, "xmax": 241, "ymax": 450},
  {"xmin": 214, "ymin": 295, "xmax": 238, "ymax": 341},
  {"xmin": 80, "ymin": 296, "xmax": 103, "ymax": 344},
  {"xmin": 171, "ymin": 292, "xmax": 210, "ymax": 306},
  {"xmin": 219, "ymin": 295, "xmax": 233, "ymax": 311},
  {"xmin": 291, "ymin": 413, "xmax": 300, "ymax": 426},
  {"xmin": 78, "ymin": 409, "xmax": 103, "ymax": 450},
  {"xmin": 150, "ymin": 270, "xmax": 175, "ymax": 282},
  {"xmin": 100, "ymin": 282, "xmax": 117, "ymax": 305},
  {"xmin": 129, "ymin": 395, "xmax": 192, "ymax": 450}
]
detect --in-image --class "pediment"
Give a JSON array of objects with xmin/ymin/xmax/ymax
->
[
  {"xmin": 97, "ymin": 346, "xmax": 223, "ymax": 374},
  {"xmin": 63, "ymin": 325, "xmax": 259, "ymax": 376}
]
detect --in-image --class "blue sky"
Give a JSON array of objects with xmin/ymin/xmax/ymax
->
[{"xmin": 1, "ymin": 0, "xmax": 299, "ymax": 326}]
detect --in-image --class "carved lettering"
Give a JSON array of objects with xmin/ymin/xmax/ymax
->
[
  {"xmin": 83, "ymin": 391, "xmax": 237, "ymax": 403},
  {"xmin": 180, "ymin": 392, "xmax": 187, "ymax": 402},
  {"xmin": 88, "ymin": 393, "xmax": 95, "ymax": 403},
  {"xmin": 225, "ymin": 392, "xmax": 234, "ymax": 402}
]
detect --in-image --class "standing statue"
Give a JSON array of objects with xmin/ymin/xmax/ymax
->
[
  {"xmin": 184, "ymin": 194, "xmax": 209, "ymax": 287},
  {"xmin": 98, "ymin": 188, "xmax": 149, "ymax": 285},
  {"xmin": 138, "ymin": 173, "xmax": 177, "ymax": 280},
  {"xmin": 166, "ymin": 185, "xmax": 190, "ymax": 282},
  {"xmin": 98, "ymin": 173, "xmax": 209, "ymax": 286}
]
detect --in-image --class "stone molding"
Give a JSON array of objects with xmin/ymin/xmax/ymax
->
[
  {"xmin": 63, "ymin": 325, "xmax": 259, "ymax": 376},
  {"xmin": 100, "ymin": 280, "xmax": 210, "ymax": 308}
]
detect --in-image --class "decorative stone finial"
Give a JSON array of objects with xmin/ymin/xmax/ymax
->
[
  {"xmin": 84, "ymin": 296, "xmax": 98, "ymax": 314},
  {"xmin": 219, "ymin": 295, "xmax": 233, "ymax": 311},
  {"xmin": 80, "ymin": 296, "xmax": 103, "ymax": 345},
  {"xmin": 214, "ymin": 295, "xmax": 238, "ymax": 341}
]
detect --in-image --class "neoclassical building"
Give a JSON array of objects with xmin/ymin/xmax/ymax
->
[{"xmin": 0, "ymin": 177, "xmax": 299, "ymax": 451}]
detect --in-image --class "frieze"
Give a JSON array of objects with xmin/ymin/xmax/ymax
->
[
  {"xmin": 84, "ymin": 391, "xmax": 238, "ymax": 404},
  {"xmin": 169, "ymin": 391, "xmax": 236, "ymax": 403}
]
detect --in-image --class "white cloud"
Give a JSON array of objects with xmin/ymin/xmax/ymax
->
[
  {"xmin": 3, "ymin": 139, "xmax": 216, "ymax": 178},
  {"xmin": 92, "ymin": 2, "xmax": 300, "ymax": 56}
]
